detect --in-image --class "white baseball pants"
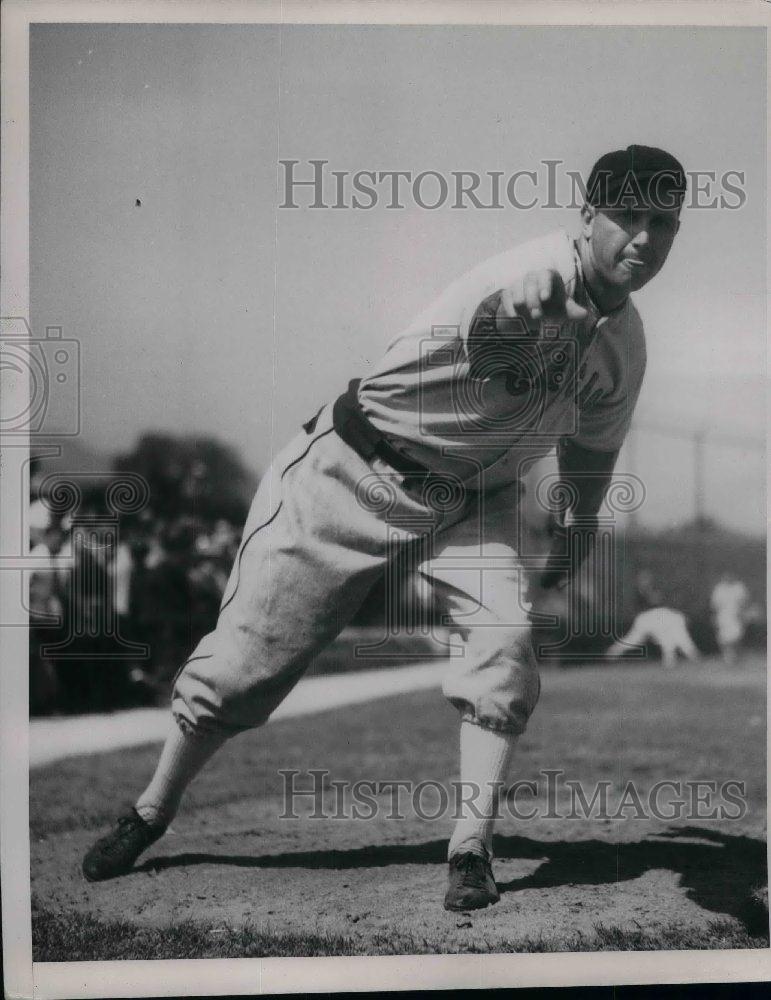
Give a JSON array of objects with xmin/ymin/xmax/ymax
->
[{"xmin": 171, "ymin": 405, "xmax": 540, "ymax": 736}]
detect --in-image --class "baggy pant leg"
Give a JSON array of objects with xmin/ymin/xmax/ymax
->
[
  {"xmin": 172, "ymin": 406, "xmax": 442, "ymax": 735},
  {"xmin": 420, "ymin": 486, "xmax": 541, "ymax": 736}
]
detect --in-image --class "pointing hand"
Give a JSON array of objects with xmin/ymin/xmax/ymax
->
[{"xmin": 498, "ymin": 269, "xmax": 588, "ymax": 331}]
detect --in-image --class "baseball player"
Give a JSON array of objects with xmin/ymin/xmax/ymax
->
[
  {"xmin": 710, "ymin": 571, "xmax": 751, "ymax": 664},
  {"xmin": 83, "ymin": 145, "xmax": 685, "ymax": 912},
  {"xmin": 606, "ymin": 606, "xmax": 699, "ymax": 668}
]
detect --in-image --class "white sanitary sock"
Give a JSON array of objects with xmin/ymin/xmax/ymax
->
[
  {"xmin": 135, "ymin": 719, "xmax": 228, "ymax": 829},
  {"xmin": 448, "ymin": 720, "xmax": 518, "ymax": 861}
]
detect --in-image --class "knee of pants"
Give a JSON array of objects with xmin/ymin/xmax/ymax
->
[
  {"xmin": 170, "ymin": 626, "xmax": 309, "ymax": 736},
  {"xmin": 441, "ymin": 624, "xmax": 541, "ymax": 736},
  {"xmin": 172, "ymin": 657, "xmax": 305, "ymax": 736}
]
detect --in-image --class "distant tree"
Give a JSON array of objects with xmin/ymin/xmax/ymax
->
[{"xmin": 113, "ymin": 434, "xmax": 257, "ymax": 523}]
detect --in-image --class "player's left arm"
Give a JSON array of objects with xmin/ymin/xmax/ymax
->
[
  {"xmin": 537, "ymin": 301, "xmax": 647, "ymax": 591},
  {"xmin": 539, "ymin": 439, "xmax": 619, "ymax": 590}
]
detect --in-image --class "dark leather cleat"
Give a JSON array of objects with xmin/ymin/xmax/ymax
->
[
  {"xmin": 82, "ymin": 809, "xmax": 165, "ymax": 882},
  {"xmin": 443, "ymin": 851, "xmax": 500, "ymax": 911}
]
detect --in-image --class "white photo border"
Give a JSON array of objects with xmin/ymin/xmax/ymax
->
[{"xmin": 2, "ymin": 1, "xmax": 769, "ymax": 997}]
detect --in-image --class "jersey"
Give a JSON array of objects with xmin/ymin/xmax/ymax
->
[
  {"xmin": 628, "ymin": 607, "xmax": 694, "ymax": 648},
  {"xmin": 358, "ymin": 229, "xmax": 646, "ymax": 490},
  {"xmin": 710, "ymin": 579, "xmax": 750, "ymax": 644},
  {"xmin": 710, "ymin": 580, "xmax": 750, "ymax": 617}
]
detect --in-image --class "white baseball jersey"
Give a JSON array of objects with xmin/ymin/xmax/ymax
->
[
  {"xmin": 359, "ymin": 229, "xmax": 646, "ymax": 488},
  {"xmin": 623, "ymin": 607, "xmax": 696, "ymax": 650},
  {"xmin": 710, "ymin": 579, "xmax": 750, "ymax": 644}
]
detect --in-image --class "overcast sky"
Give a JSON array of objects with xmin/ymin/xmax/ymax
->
[{"xmin": 30, "ymin": 24, "xmax": 765, "ymax": 532}]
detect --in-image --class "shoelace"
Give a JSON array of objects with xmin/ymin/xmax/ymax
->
[
  {"xmin": 101, "ymin": 815, "xmax": 145, "ymax": 856},
  {"xmin": 453, "ymin": 853, "xmax": 488, "ymax": 875}
]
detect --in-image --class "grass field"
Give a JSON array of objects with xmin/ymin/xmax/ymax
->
[{"xmin": 30, "ymin": 654, "xmax": 768, "ymax": 959}]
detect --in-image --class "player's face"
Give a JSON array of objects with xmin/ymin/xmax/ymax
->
[{"xmin": 582, "ymin": 202, "xmax": 680, "ymax": 294}]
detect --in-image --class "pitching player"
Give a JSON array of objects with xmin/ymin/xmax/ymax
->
[{"xmin": 83, "ymin": 145, "xmax": 685, "ymax": 911}]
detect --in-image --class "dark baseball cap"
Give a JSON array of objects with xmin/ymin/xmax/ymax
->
[{"xmin": 586, "ymin": 145, "xmax": 686, "ymax": 211}]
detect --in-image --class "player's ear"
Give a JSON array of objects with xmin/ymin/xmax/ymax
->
[{"xmin": 580, "ymin": 203, "xmax": 595, "ymax": 238}]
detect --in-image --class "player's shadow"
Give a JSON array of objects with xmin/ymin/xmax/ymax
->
[
  {"xmin": 492, "ymin": 826, "xmax": 768, "ymax": 937},
  {"xmin": 136, "ymin": 825, "xmax": 767, "ymax": 937}
]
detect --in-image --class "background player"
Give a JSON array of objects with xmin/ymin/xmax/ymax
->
[
  {"xmin": 606, "ymin": 605, "xmax": 699, "ymax": 668},
  {"xmin": 710, "ymin": 571, "xmax": 752, "ymax": 665}
]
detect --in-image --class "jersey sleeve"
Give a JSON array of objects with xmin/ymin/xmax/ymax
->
[
  {"xmin": 378, "ymin": 230, "xmax": 577, "ymax": 360},
  {"xmin": 455, "ymin": 230, "xmax": 577, "ymax": 348}
]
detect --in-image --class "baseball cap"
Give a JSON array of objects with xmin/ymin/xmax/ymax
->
[{"xmin": 585, "ymin": 145, "xmax": 686, "ymax": 211}]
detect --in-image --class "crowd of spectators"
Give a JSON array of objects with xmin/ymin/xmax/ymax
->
[
  {"xmin": 28, "ymin": 487, "xmax": 765, "ymax": 714},
  {"xmin": 29, "ymin": 498, "xmax": 240, "ymax": 715}
]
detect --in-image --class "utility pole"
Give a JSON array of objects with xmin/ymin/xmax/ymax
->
[
  {"xmin": 694, "ymin": 426, "xmax": 707, "ymax": 583},
  {"xmin": 694, "ymin": 426, "xmax": 706, "ymax": 526},
  {"xmin": 626, "ymin": 425, "xmax": 639, "ymax": 532}
]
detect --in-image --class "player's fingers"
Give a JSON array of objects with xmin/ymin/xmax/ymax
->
[
  {"xmin": 538, "ymin": 270, "xmax": 568, "ymax": 317},
  {"xmin": 498, "ymin": 291, "xmax": 535, "ymax": 334},
  {"xmin": 539, "ymin": 273, "xmax": 589, "ymax": 325},
  {"xmin": 565, "ymin": 297, "xmax": 589, "ymax": 321},
  {"xmin": 498, "ymin": 286, "xmax": 518, "ymax": 318},
  {"xmin": 523, "ymin": 272, "xmax": 543, "ymax": 320},
  {"xmin": 537, "ymin": 269, "xmax": 554, "ymax": 305},
  {"xmin": 502, "ymin": 271, "xmax": 585, "ymax": 330}
]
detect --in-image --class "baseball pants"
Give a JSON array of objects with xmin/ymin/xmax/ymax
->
[{"xmin": 171, "ymin": 404, "xmax": 540, "ymax": 736}]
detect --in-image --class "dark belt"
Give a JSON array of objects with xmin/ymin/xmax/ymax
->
[{"xmin": 331, "ymin": 378, "xmax": 432, "ymax": 478}]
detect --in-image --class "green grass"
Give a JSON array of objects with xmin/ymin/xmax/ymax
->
[
  {"xmin": 31, "ymin": 655, "xmax": 768, "ymax": 960},
  {"xmin": 32, "ymin": 901, "xmax": 767, "ymax": 960},
  {"xmin": 30, "ymin": 659, "xmax": 768, "ymax": 839}
]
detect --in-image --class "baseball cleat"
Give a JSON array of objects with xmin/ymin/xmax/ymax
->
[
  {"xmin": 82, "ymin": 808, "xmax": 166, "ymax": 882},
  {"xmin": 443, "ymin": 851, "xmax": 500, "ymax": 911}
]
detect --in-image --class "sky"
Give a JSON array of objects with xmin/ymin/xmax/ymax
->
[{"xmin": 29, "ymin": 24, "xmax": 766, "ymax": 532}]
